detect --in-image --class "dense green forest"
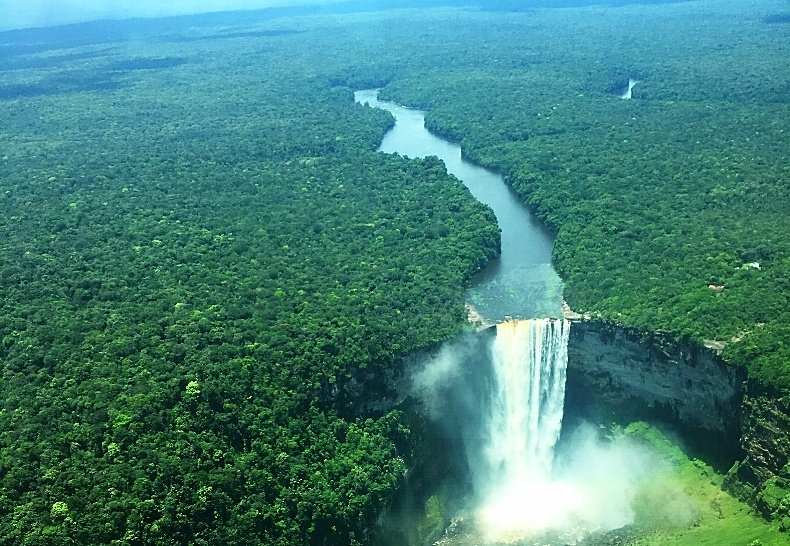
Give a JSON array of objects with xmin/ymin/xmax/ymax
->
[
  {"xmin": 0, "ymin": 0, "xmax": 787, "ymax": 544},
  {"xmin": 0, "ymin": 12, "xmax": 503, "ymax": 545},
  {"xmin": 374, "ymin": 4, "xmax": 789, "ymax": 389}
]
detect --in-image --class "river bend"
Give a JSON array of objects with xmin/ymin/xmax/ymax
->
[{"xmin": 354, "ymin": 89, "xmax": 562, "ymax": 322}]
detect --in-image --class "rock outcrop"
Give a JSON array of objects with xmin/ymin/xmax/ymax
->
[
  {"xmin": 565, "ymin": 320, "xmax": 746, "ymax": 467},
  {"xmin": 726, "ymin": 383, "xmax": 790, "ymax": 524}
]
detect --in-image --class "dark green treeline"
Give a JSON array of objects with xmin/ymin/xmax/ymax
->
[{"xmin": 0, "ymin": 0, "xmax": 787, "ymax": 543}]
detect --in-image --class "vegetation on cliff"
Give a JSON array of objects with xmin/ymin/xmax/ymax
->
[
  {"xmin": 0, "ymin": 0, "xmax": 786, "ymax": 543},
  {"xmin": 622, "ymin": 422, "xmax": 787, "ymax": 545}
]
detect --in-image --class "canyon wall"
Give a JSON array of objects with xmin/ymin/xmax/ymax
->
[
  {"xmin": 566, "ymin": 319, "xmax": 790, "ymax": 524},
  {"xmin": 361, "ymin": 319, "xmax": 789, "ymax": 534},
  {"xmin": 565, "ymin": 320, "xmax": 746, "ymax": 467},
  {"xmin": 726, "ymin": 383, "xmax": 790, "ymax": 523}
]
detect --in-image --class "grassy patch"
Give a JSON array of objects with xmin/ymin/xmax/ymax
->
[{"xmin": 624, "ymin": 422, "xmax": 786, "ymax": 545}]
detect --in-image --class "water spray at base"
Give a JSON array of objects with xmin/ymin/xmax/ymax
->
[
  {"xmin": 476, "ymin": 319, "xmax": 572, "ymax": 541},
  {"xmin": 411, "ymin": 318, "xmax": 661, "ymax": 545}
]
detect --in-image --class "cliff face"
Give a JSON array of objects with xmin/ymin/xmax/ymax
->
[
  {"xmin": 738, "ymin": 387, "xmax": 790, "ymax": 485},
  {"xmin": 566, "ymin": 320, "xmax": 790, "ymax": 525},
  {"xmin": 565, "ymin": 320, "xmax": 746, "ymax": 467},
  {"xmin": 727, "ymin": 384, "xmax": 790, "ymax": 523},
  {"xmin": 364, "ymin": 319, "xmax": 789, "ymax": 533}
]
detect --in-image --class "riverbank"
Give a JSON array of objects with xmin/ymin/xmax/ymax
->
[{"xmin": 355, "ymin": 89, "xmax": 561, "ymax": 323}]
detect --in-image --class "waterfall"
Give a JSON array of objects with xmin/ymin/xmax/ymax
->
[
  {"xmin": 486, "ymin": 319, "xmax": 569, "ymax": 481},
  {"xmin": 477, "ymin": 318, "xmax": 576, "ymax": 540},
  {"xmin": 621, "ymin": 78, "xmax": 639, "ymax": 99}
]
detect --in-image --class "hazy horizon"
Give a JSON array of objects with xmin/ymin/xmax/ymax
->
[
  {"xmin": 0, "ymin": 0, "xmax": 704, "ymax": 33},
  {"xmin": 0, "ymin": 0, "xmax": 347, "ymax": 32}
]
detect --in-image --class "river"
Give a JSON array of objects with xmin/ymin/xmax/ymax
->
[
  {"xmin": 354, "ymin": 89, "xmax": 562, "ymax": 322},
  {"xmin": 352, "ymin": 90, "xmax": 746, "ymax": 546}
]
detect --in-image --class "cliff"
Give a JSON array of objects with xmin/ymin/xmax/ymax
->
[
  {"xmin": 567, "ymin": 319, "xmax": 790, "ymax": 527},
  {"xmin": 726, "ymin": 383, "xmax": 790, "ymax": 526},
  {"xmin": 361, "ymin": 318, "xmax": 789, "ymax": 537},
  {"xmin": 565, "ymin": 320, "xmax": 745, "ymax": 467}
]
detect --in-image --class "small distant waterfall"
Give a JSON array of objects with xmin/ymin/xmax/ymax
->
[
  {"xmin": 621, "ymin": 78, "xmax": 639, "ymax": 99},
  {"xmin": 477, "ymin": 318, "xmax": 573, "ymax": 539}
]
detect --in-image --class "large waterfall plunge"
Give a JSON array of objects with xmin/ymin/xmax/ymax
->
[
  {"xmin": 409, "ymin": 292, "xmax": 646, "ymax": 544},
  {"xmin": 486, "ymin": 319, "xmax": 569, "ymax": 484},
  {"xmin": 475, "ymin": 318, "xmax": 577, "ymax": 541}
]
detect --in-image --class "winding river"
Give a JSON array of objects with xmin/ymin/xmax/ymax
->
[
  {"xmin": 354, "ymin": 89, "xmax": 562, "ymax": 322},
  {"xmin": 353, "ymin": 89, "xmax": 750, "ymax": 546}
]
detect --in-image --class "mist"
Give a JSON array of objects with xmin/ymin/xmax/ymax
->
[
  {"xmin": 409, "ymin": 326, "xmax": 694, "ymax": 544},
  {"xmin": 0, "ymin": 0, "xmax": 345, "ymax": 32},
  {"xmin": 411, "ymin": 333, "xmax": 477, "ymax": 420},
  {"xmin": 473, "ymin": 423, "xmax": 667, "ymax": 543}
]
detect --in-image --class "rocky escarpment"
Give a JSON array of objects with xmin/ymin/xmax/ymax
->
[
  {"xmin": 364, "ymin": 319, "xmax": 789, "ymax": 539},
  {"xmin": 566, "ymin": 319, "xmax": 790, "ymax": 527},
  {"xmin": 564, "ymin": 320, "xmax": 746, "ymax": 468},
  {"xmin": 726, "ymin": 384, "xmax": 790, "ymax": 526}
]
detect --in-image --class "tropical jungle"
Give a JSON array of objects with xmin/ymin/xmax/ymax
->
[{"xmin": 0, "ymin": 0, "xmax": 787, "ymax": 544}]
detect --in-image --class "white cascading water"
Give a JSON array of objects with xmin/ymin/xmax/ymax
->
[
  {"xmin": 621, "ymin": 78, "xmax": 639, "ymax": 99},
  {"xmin": 477, "ymin": 318, "xmax": 580, "ymax": 541}
]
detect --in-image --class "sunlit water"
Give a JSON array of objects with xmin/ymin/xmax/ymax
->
[
  {"xmin": 478, "ymin": 319, "xmax": 571, "ymax": 541},
  {"xmin": 354, "ymin": 89, "xmax": 562, "ymax": 322},
  {"xmin": 356, "ymin": 90, "xmax": 639, "ymax": 545}
]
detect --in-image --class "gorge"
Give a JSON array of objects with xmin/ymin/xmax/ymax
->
[
  {"xmin": 355, "ymin": 89, "xmax": 587, "ymax": 543},
  {"xmin": 1, "ymin": 4, "xmax": 785, "ymax": 545},
  {"xmin": 355, "ymin": 89, "xmax": 771, "ymax": 544}
]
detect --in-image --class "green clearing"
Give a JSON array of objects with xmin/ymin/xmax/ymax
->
[{"xmin": 625, "ymin": 423, "xmax": 786, "ymax": 546}]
